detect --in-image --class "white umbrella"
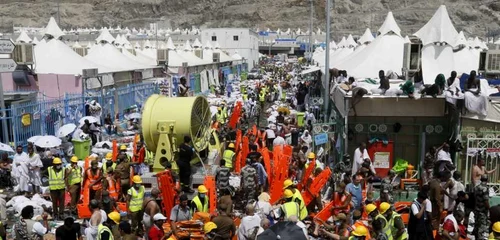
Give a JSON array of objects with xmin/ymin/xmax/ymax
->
[
  {"xmin": 79, "ymin": 116, "xmax": 98, "ymax": 125},
  {"xmin": 127, "ymin": 113, "xmax": 142, "ymax": 119},
  {"xmin": 34, "ymin": 135, "xmax": 62, "ymax": 148},
  {"xmin": 28, "ymin": 135, "xmax": 42, "ymax": 143},
  {"xmin": 0, "ymin": 142, "xmax": 14, "ymax": 153},
  {"xmin": 57, "ymin": 123, "xmax": 77, "ymax": 138}
]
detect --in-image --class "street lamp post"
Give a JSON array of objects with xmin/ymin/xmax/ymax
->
[
  {"xmin": 309, "ymin": 0, "xmax": 314, "ymax": 62},
  {"xmin": 324, "ymin": 0, "xmax": 331, "ymax": 122}
]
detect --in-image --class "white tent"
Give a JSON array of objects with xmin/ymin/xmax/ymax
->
[
  {"xmin": 414, "ymin": 5, "xmax": 459, "ymax": 84},
  {"xmin": 43, "ymin": 17, "xmax": 65, "ymax": 39},
  {"xmin": 85, "ymin": 30, "xmax": 153, "ymax": 71},
  {"xmin": 72, "ymin": 41, "xmax": 82, "ymax": 48},
  {"xmin": 32, "ymin": 37, "xmax": 40, "ymax": 45},
  {"xmin": 346, "ymin": 35, "xmax": 358, "ymax": 48},
  {"xmin": 231, "ymin": 51, "xmax": 243, "ymax": 60},
  {"xmin": 358, "ymin": 28, "xmax": 374, "ymax": 44},
  {"xmin": 34, "ymin": 39, "xmax": 112, "ymax": 74},
  {"xmin": 335, "ymin": 11, "xmax": 405, "ymax": 78},
  {"xmin": 122, "ymin": 48, "xmax": 156, "ymax": 66},
  {"xmin": 203, "ymin": 41, "xmax": 214, "ymax": 62},
  {"xmin": 192, "ymin": 38, "xmax": 202, "ymax": 48},
  {"xmin": 404, "ymin": 36, "xmax": 411, "ymax": 44},
  {"xmin": 16, "ymin": 30, "xmax": 32, "ymax": 43}
]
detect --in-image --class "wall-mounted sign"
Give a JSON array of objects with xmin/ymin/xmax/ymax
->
[{"xmin": 21, "ymin": 113, "xmax": 31, "ymax": 127}]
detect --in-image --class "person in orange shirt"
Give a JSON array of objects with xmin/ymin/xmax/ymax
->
[
  {"xmin": 84, "ymin": 160, "xmax": 103, "ymax": 201},
  {"xmin": 103, "ymin": 168, "xmax": 121, "ymax": 201},
  {"xmin": 332, "ymin": 182, "xmax": 352, "ymax": 216},
  {"xmin": 134, "ymin": 142, "xmax": 145, "ymax": 164}
]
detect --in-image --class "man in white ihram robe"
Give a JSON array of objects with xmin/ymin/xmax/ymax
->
[{"xmin": 13, "ymin": 146, "xmax": 30, "ymax": 193}]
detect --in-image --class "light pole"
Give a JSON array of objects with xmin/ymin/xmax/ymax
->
[
  {"xmin": 324, "ymin": 0, "xmax": 331, "ymax": 122},
  {"xmin": 309, "ymin": 0, "xmax": 314, "ymax": 62},
  {"xmin": 268, "ymin": 41, "xmax": 276, "ymax": 56}
]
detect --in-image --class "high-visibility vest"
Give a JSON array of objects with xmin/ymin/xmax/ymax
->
[
  {"xmin": 217, "ymin": 113, "xmax": 225, "ymax": 123},
  {"xmin": 222, "ymin": 107, "xmax": 228, "ymax": 119},
  {"xmin": 243, "ymin": 94, "xmax": 248, "ymax": 101},
  {"xmin": 259, "ymin": 91, "xmax": 266, "ymax": 102},
  {"xmin": 145, "ymin": 150, "xmax": 154, "ymax": 164},
  {"xmin": 222, "ymin": 150, "xmax": 235, "ymax": 169},
  {"xmin": 87, "ymin": 169, "xmax": 103, "ymax": 191},
  {"xmin": 107, "ymin": 176, "xmax": 120, "ymax": 200},
  {"xmin": 388, "ymin": 212, "xmax": 407, "ymax": 240},
  {"xmin": 67, "ymin": 166, "xmax": 82, "ymax": 186},
  {"xmin": 128, "ymin": 186, "xmax": 145, "ymax": 212},
  {"xmin": 292, "ymin": 189, "xmax": 308, "ymax": 220},
  {"xmin": 191, "ymin": 195, "xmax": 209, "ymax": 214},
  {"xmin": 48, "ymin": 167, "xmax": 65, "ymax": 190},
  {"xmin": 97, "ymin": 224, "xmax": 114, "ymax": 240},
  {"xmin": 375, "ymin": 214, "xmax": 392, "ymax": 240},
  {"xmin": 281, "ymin": 202, "xmax": 299, "ymax": 219},
  {"xmin": 102, "ymin": 160, "xmax": 116, "ymax": 173}
]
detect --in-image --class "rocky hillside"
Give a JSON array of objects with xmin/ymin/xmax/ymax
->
[{"xmin": 0, "ymin": 0, "xmax": 499, "ymax": 39}]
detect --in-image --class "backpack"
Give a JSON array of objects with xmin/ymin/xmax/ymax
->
[{"xmin": 246, "ymin": 226, "xmax": 260, "ymax": 240}]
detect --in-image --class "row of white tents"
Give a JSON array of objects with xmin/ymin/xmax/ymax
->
[
  {"xmin": 28, "ymin": 18, "xmax": 243, "ymax": 75},
  {"xmin": 312, "ymin": 5, "xmax": 493, "ymax": 83}
]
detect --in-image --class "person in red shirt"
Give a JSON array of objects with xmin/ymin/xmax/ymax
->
[
  {"xmin": 148, "ymin": 213, "xmax": 170, "ymax": 240},
  {"xmin": 134, "ymin": 142, "xmax": 146, "ymax": 164},
  {"xmin": 436, "ymin": 210, "xmax": 464, "ymax": 240}
]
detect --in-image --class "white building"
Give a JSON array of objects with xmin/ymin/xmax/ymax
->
[{"xmin": 201, "ymin": 28, "xmax": 259, "ymax": 69}]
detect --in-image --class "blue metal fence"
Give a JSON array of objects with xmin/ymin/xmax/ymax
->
[{"xmin": 6, "ymin": 82, "xmax": 158, "ymax": 147}]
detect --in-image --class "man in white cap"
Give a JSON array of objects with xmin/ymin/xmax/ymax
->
[{"xmin": 148, "ymin": 213, "xmax": 170, "ymax": 240}]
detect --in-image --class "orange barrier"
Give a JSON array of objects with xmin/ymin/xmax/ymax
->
[
  {"xmin": 282, "ymin": 145, "xmax": 293, "ymax": 158},
  {"xmin": 204, "ymin": 176, "xmax": 217, "ymax": 215},
  {"xmin": 314, "ymin": 201, "xmax": 335, "ymax": 222},
  {"xmin": 298, "ymin": 158, "xmax": 315, "ymax": 191},
  {"xmin": 157, "ymin": 170, "xmax": 177, "ymax": 217},
  {"xmin": 132, "ymin": 134, "xmax": 139, "ymax": 162},
  {"xmin": 228, "ymin": 102, "xmax": 242, "ymax": 129},
  {"xmin": 270, "ymin": 151, "xmax": 289, "ymax": 204},
  {"xmin": 261, "ymin": 131, "xmax": 267, "ymax": 148},
  {"xmin": 252, "ymin": 125, "xmax": 258, "ymax": 137},
  {"xmin": 261, "ymin": 148, "xmax": 272, "ymax": 185},
  {"xmin": 302, "ymin": 167, "xmax": 332, "ymax": 206},
  {"xmin": 112, "ymin": 140, "xmax": 118, "ymax": 162},
  {"xmin": 234, "ymin": 152, "xmax": 242, "ymax": 173},
  {"xmin": 235, "ymin": 130, "xmax": 242, "ymax": 153}
]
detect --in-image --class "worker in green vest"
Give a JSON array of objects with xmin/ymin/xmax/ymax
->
[
  {"xmin": 103, "ymin": 152, "xmax": 116, "ymax": 173},
  {"xmin": 127, "ymin": 175, "xmax": 145, "ymax": 235},
  {"xmin": 221, "ymin": 101, "xmax": 229, "ymax": 120},
  {"xmin": 191, "ymin": 185, "xmax": 209, "ymax": 215},
  {"xmin": 349, "ymin": 225, "xmax": 369, "ymax": 240},
  {"xmin": 119, "ymin": 145, "xmax": 131, "ymax": 161},
  {"xmin": 97, "ymin": 218, "xmax": 115, "ymax": 240},
  {"xmin": 366, "ymin": 203, "xmax": 391, "ymax": 240},
  {"xmin": 222, "ymin": 143, "xmax": 236, "ymax": 172},
  {"xmin": 216, "ymin": 107, "xmax": 226, "ymax": 124},
  {"xmin": 279, "ymin": 189, "xmax": 300, "ymax": 220},
  {"xmin": 49, "ymin": 157, "xmax": 65, "ymax": 220},
  {"xmin": 283, "ymin": 179, "xmax": 307, "ymax": 220},
  {"xmin": 380, "ymin": 202, "xmax": 407, "ymax": 240},
  {"xmin": 65, "ymin": 156, "xmax": 82, "ymax": 216}
]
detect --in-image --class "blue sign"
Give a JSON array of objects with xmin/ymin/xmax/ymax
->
[
  {"xmin": 275, "ymin": 38, "xmax": 296, "ymax": 42},
  {"xmin": 314, "ymin": 133, "xmax": 328, "ymax": 145},
  {"xmin": 258, "ymin": 31, "xmax": 269, "ymax": 36}
]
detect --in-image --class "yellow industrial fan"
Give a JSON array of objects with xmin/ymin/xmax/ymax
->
[{"xmin": 142, "ymin": 95, "xmax": 221, "ymax": 172}]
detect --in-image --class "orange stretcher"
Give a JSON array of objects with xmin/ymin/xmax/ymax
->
[
  {"xmin": 204, "ymin": 176, "xmax": 217, "ymax": 215},
  {"xmin": 228, "ymin": 102, "xmax": 242, "ymax": 129},
  {"xmin": 302, "ymin": 167, "xmax": 332, "ymax": 206},
  {"xmin": 157, "ymin": 170, "xmax": 178, "ymax": 217}
]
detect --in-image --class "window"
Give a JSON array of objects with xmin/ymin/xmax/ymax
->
[
  {"xmin": 233, "ymin": 35, "xmax": 239, "ymax": 41},
  {"xmin": 487, "ymin": 54, "xmax": 500, "ymax": 71},
  {"xmin": 211, "ymin": 36, "xmax": 217, "ymax": 41}
]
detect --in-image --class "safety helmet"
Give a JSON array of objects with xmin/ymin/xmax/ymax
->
[
  {"xmin": 204, "ymin": 222, "xmax": 217, "ymax": 234},
  {"xmin": 217, "ymin": 107, "xmax": 222, "ymax": 111},
  {"xmin": 105, "ymin": 152, "xmax": 113, "ymax": 160},
  {"xmin": 283, "ymin": 189, "xmax": 294, "ymax": 198},
  {"xmin": 307, "ymin": 152, "xmax": 315, "ymax": 159},
  {"xmin": 365, "ymin": 203, "xmax": 377, "ymax": 214},
  {"xmin": 283, "ymin": 179, "xmax": 293, "ymax": 189},
  {"xmin": 228, "ymin": 143, "xmax": 235, "ymax": 148},
  {"xmin": 379, "ymin": 202, "xmax": 391, "ymax": 214},
  {"xmin": 52, "ymin": 158, "xmax": 62, "ymax": 164},
  {"xmin": 198, "ymin": 185, "xmax": 208, "ymax": 194},
  {"xmin": 108, "ymin": 211, "xmax": 120, "ymax": 224},
  {"xmin": 352, "ymin": 225, "xmax": 369, "ymax": 236},
  {"xmin": 70, "ymin": 156, "xmax": 78, "ymax": 163},
  {"xmin": 493, "ymin": 222, "xmax": 500, "ymax": 233},
  {"xmin": 120, "ymin": 145, "xmax": 127, "ymax": 150},
  {"xmin": 132, "ymin": 175, "xmax": 142, "ymax": 184}
]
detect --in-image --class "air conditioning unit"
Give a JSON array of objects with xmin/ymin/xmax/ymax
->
[
  {"xmin": 12, "ymin": 43, "xmax": 34, "ymax": 65},
  {"xmin": 194, "ymin": 49, "xmax": 203, "ymax": 59},
  {"xmin": 157, "ymin": 49, "xmax": 168, "ymax": 62},
  {"xmin": 73, "ymin": 47, "xmax": 88, "ymax": 57},
  {"xmin": 82, "ymin": 68, "xmax": 98, "ymax": 78},
  {"xmin": 213, "ymin": 52, "xmax": 220, "ymax": 63},
  {"xmin": 182, "ymin": 62, "xmax": 188, "ymax": 68}
]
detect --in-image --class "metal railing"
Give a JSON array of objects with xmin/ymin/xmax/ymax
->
[{"xmin": 464, "ymin": 138, "xmax": 500, "ymax": 195}]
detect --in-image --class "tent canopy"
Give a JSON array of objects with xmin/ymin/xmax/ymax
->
[
  {"xmin": 43, "ymin": 17, "xmax": 65, "ymax": 39},
  {"xmin": 378, "ymin": 12, "xmax": 402, "ymax": 37},
  {"xmin": 414, "ymin": 5, "xmax": 459, "ymax": 46},
  {"xmin": 358, "ymin": 28, "xmax": 375, "ymax": 44}
]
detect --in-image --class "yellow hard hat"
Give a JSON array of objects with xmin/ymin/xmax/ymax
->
[
  {"xmin": 493, "ymin": 222, "xmax": 500, "ymax": 233},
  {"xmin": 365, "ymin": 204, "xmax": 377, "ymax": 214},
  {"xmin": 228, "ymin": 143, "xmax": 235, "ymax": 148},
  {"xmin": 70, "ymin": 156, "xmax": 78, "ymax": 163},
  {"xmin": 352, "ymin": 225, "xmax": 369, "ymax": 236},
  {"xmin": 52, "ymin": 158, "xmax": 62, "ymax": 164},
  {"xmin": 283, "ymin": 179, "xmax": 293, "ymax": 189},
  {"xmin": 108, "ymin": 211, "xmax": 120, "ymax": 224},
  {"xmin": 132, "ymin": 175, "xmax": 142, "ymax": 184},
  {"xmin": 120, "ymin": 145, "xmax": 127, "ymax": 150},
  {"xmin": 283, "ymin": 189, "xmax": 294, "ymax": 198},
  {"xmin": 204, "ymin": 222, "xmax": 217, "ymax": 234},
  {"xmin": 379, "ymin": 202, "xmax": 391, "ymax": 214},
  {"xmin": 198, "ymin": 185, "xmax": 208, "ymax": 194},
  {"xmin": 217, "ymin": 107, "xmax": 222, "ymax": 111},
  {"xmin": 307, "ymin": 152, "xmax": 315, "ymax": 159},
  {"xmin": 105, "ymin": 152, "xmax": 113, "ymax": 160}
]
